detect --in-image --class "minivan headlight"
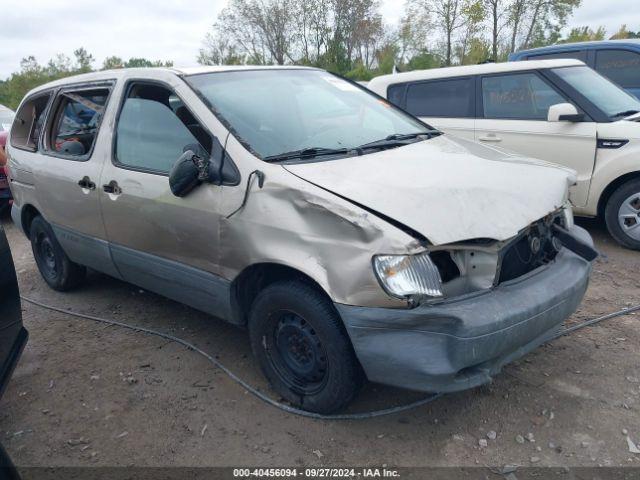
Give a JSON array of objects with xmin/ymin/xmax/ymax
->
[{"xmin": 373, "ymin": 252, "xmax": 443, "ymax": 299}]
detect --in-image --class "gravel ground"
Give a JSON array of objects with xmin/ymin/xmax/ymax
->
[{"xmin": 1, "ymin": 213, "xmax": 639, "ymax": 470}]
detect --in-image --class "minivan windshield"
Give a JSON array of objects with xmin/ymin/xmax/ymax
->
[
  {"xmin": 552, "ymin": 65, "xmax": 640, "ymax": 119},
  {"xmin": 186, "ymin": 69, "xmax": 436, "ymax": 160}
]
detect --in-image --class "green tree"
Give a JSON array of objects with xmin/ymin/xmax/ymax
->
[
  {"xmin": 610, "ymin": 25, "xmax": 640, "ymax": 40},
  {"xmin": 102, "ymin": 56, "xmax": 124, "ymax": 70},
  {"xmin": 406, "ymin": 50, "xmax": 443, "ymax": 70},
  {"xmin": 74, "ymin": 47, "xmax": 95, "ymax": 72},
  {"xmin": 124, "ymin": 58, "xmax": 173, "ymax": 68},
  {"xmin": 559, "ymin": 26, "xmax": 606, "ymax": 43}
]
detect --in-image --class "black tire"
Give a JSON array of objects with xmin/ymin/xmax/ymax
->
[
  {"xmin": 248, "ymin": 280, "xmax": 363, "ymax": 414},
  {"xmin": 30, "ymin": 216, "xmax": 86, "ymax": 291},
  {"xmin": 604, "ymin": 178, "xmax": 640, "ymax": 250}
]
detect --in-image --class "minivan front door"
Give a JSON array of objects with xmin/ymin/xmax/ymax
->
[
  {"xmin": 475, "ymin": 72, "xmax": 597, "ymax": 207},
  {"xmin": 98, "ymin": 80, "xmax": 232, "ymax": 318}
]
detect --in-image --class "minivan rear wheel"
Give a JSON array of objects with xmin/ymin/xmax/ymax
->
[
  {"xmin": 605, "ymin": 179, "xmax": 640, "ymax": 250},
  {"xmin": 248, "ymin": 281, "xmax": 362, "ymax": 414},
  {"xmin": 30, "ymin": 216, "xmax": 86, "ymax": 291}
]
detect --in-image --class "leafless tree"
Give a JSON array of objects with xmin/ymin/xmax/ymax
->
[
  {"xmin": 482, "ymin": 0, "xmax": 509, "ymax": 61},
  {"xmin": 430, "ymin": 0, "xmax": 467, "ymax": 65}
]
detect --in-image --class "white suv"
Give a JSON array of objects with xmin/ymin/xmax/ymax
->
[{"xmin": 369, "ymin": 59, "xmax": 640, "ymax": 250}]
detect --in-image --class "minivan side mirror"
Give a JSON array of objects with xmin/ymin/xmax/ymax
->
[
  {"xmin": 169, "ymin": 150, "xmax": 206, "ymax": 197},
  {"xmin": 548, "ymin": 103, "xmax": 584, "ymax": 122},
  {"xmin": 169, "ymin": 143, "xmax": 241, "ymax": 197}
]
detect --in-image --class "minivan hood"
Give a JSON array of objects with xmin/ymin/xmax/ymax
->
[{"xmin": 284, "ymin": 135, "xmax": 573, "ymax": 246}]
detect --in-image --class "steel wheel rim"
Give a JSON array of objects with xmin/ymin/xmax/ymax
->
[
  {"xmin": 267, "ymin": 310, "xmax": 328, "ymax": 395},
  {"xmin": 36, "ymin": 233, "xmax": 58, "ymax": 278},
  {"xmin": 618, "ymin": 192, "xmax": 640, "ymax": 241}
]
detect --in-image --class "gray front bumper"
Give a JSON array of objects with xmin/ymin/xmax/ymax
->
[{"xmin": 337, "ymin": 245, "xmax": 592, "ymax": 393}]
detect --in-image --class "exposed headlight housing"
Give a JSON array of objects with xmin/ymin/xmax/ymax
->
[
  {"xmin": 562, "ymin": 202, "xmax": 574, "ymax": 230},
  {"xmin": 373, "ymin": 252, "xmax": 443, "ymax": 299}
]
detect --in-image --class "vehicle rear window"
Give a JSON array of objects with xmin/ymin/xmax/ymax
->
[
  {"xmin": 48, "ymin": 88, "xmax": 110, "ymax": 158},
  {"xmin": 595, "ymin": 49, "xmax": 640, "ymax": 89},
  {"xmin": 405, "ymin": 78, "xmax": 474, "ymax": 118},
  {"xmin": 481, "ymin": 73, "xmax": 565, "ymax": 120},
  {"xmin": 528, "ymin": 50, "xmax": 587, "ymax": 62},
  {"xmin": 10, "ymin": 93, "xmax": 51, "ymax": 152}
]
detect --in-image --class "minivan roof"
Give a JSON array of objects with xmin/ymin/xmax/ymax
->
[
  {"xmin": 368, "ymin": 59, "xmax": 584, "ymax": 93},
  {"xmin": 23, "ymin": 65, "xmax": 318, "ymax": 97},
  {"xmin": 511, "ymin": 39, "xmax": 640, "ymax": 58}
]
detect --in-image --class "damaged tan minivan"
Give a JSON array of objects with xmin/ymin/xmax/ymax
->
[{"xmin": 7, "ymin": 66, "xmax": 597, "ymax": 413}]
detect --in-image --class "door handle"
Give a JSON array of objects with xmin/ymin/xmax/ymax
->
[
  {"xmin": 103, "ymin": 180, "xmax": 122, "ymax": 195},
  {"xmin": 478, "ymin": 134, "xmax": 502, "ymax": 142},
  {"xmin": 77, "ymin": 176, "xmax": 96, "ymax": 190}
]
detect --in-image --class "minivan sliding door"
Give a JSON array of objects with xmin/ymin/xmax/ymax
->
[{"xmin": 35, "ymin": 83, "xmax": 120, "ymax": 277}]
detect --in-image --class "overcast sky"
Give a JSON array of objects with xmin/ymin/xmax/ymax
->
[{"xmin": 1, "ymin": 0, "xmax": 638, "ymax": 79}]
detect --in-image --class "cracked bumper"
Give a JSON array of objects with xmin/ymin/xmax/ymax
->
[{"xmin": 336, "ymin": 233, "xmax": 592, "ymax": 393}]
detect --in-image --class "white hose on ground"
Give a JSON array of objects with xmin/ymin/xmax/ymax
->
[{"xmin": 19, "ymin": 296, "xmax": 640, "ymax": 420}]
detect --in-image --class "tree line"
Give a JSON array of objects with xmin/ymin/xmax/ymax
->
[
  {"xmin": 197, "ymin": 0, "xmax": 638, "ymax": 78},
  {"xmin": 0, "ymin": 0, "xmax": 638, "ymax": 111},
  {"xmin": 0, "ymin": 50, "xmax": 172, "ymax": 110}
]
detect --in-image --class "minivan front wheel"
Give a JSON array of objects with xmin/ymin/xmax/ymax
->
[
  {"xmin": 30, "ymin": 216, "xmax": 86, "ymax": 291},
  {"xmin": 605, "ymin": 179, "xmax": 640, "ymax": 250},
  {"xmin": 248, "ymin": 281, "xmax": 362, "ymax": 413}
]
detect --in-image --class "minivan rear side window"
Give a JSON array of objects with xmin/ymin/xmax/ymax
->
[
  {"xmin": 10, "ymin": 93, "xmax": 52, "ymax": 152},
  {"xmin": 115, "ymin": 83, "xmax": 212, "ymax": 175},
  {"xmin": 47, "ymin": 88, "xmax": 110, "ymax": 158},
  {"xmin": 481, "ymin": 73, "xmax": 565, "ymax": 120},
  {"xmin": 405, "ymin": 78, "xmax": 474, "ymax": 118},
  {"xmin": 595, "ymin": 49, "xmax": 640, "ymax": 89}
]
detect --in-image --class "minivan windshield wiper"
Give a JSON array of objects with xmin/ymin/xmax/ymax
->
[
  {"xmin": 262, "ymin": 131, "xmax": 442, "ymax": 162},
  {"xmin": 263, "ymin": 147, "xmax": 351, "ymax": 163},
  {"xmin": 610, "ymin": 109, "xmax": 640, "ymax": 119},
  {"xmin": 356, "ymin": 130, "xmax": 442, "ymax": 151}
]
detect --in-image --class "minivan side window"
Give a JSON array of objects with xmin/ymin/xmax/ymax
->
[
  {"xmin": 595, "ymin": 49, "xmax": 640, "ymax": 89},
  {"xmin": 481, "ymin": 73, "xmax": 566, "ymax": 120},
  {"xmin": 47, "ymin": 88, "xmax": 110, "ymax": 158},
  {"xmin": 405, "ymin": 78, "xmax": 474, "ymax": 118},
  {"xmin": 10, "ymin": 93, "xmax": 52, "ymax": 152},
  {"xmin": 115, "ymin": 83, "xmax": 212, "ymax": 175}
]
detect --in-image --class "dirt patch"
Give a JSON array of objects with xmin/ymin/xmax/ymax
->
[{"xmin": 1, "ymin": 215, "xmax": 639, "ymax": 468}]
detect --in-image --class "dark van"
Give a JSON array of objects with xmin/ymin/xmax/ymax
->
[{"xmin": 510, "ymin": 40, "xmax": 640, "ymax": 98}]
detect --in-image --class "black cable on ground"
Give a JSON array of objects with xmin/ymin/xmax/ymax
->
[{"xmin": 19, "ymin": 296, "xmax": 640, "ymax": 420}]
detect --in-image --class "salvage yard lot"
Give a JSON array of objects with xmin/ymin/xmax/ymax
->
[{"xmin": 1, "ymin": 214, "xmax": 639, "ymax": 468}]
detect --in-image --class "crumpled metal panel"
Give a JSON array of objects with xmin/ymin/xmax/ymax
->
[
  {"xmin": 216, "ymin": 132, "xmax": 575, "ymax": 308},
  {"xmin": 284, "ymin": 135, "xmax": 575, "ymax": 246},
  {"xmin": 217, "ymin": 135, "xmax": 423, "ymax": 308}
]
